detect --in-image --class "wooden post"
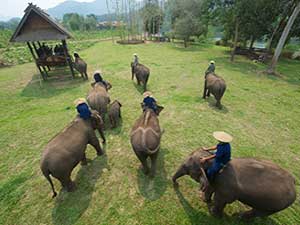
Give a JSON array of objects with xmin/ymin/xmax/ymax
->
[
  {"xmin": 32, "ymin": 42, "xmax": 48, "ymax": 77},
  {"xmin": 62, "ymin": 39, "xmax": 75, "ymax": 78},
  {"xmin": 27, "ymin": 42, "xmax": 46, "ymax": 80}
]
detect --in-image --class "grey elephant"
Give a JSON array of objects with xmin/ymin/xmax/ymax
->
[
  {"xmin": 40, "ymin": 111, "xmax": 106, "ymax": 198},
  {"xmin": 131, "ymin": 63, "xmax": 150, "ymax": 92},
  {"xmin": 172, "ymin": 149, "xmax": 296, "ymax": 219},
  {"xmin": 130, "ymin": 107, "xmax": 163, "ymax": 177},
  {"xmin": 203, "ymin": 73, "xmax": 226, "ymax": 109},
  {"xmin": 87, "ymin": 83, "xmax": 111, "ymax": 120},
  {"xmin": 73, "ymin": 53, "xmax": 88, "ymax": 80},
  {"xmin": 108, "ymin": 100, "xmax": 122, "ymax": 128}
]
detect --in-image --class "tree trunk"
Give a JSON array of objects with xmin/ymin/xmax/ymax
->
[
  {"xmin": 267, "ymin": 2, "xmax": 300, "ymax": 74},
  {"xmin": 184, "ymin": 38, "xmax": 187, "ymax": 48},
  {"xmin": 230, "ymin": 19, "xmax": 239, "ymax": 62},
  {"xmin": 249, "ymin": 36, "xmax": 255, "ymax": 51}
]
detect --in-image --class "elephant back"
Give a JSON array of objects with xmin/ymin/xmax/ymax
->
[
  {"xmin": 87, "ymin": 85, "xmax": 110, "ymax": 115},
  {"xmin": 206, "ymin": 73, "xmax": 226, "ymax": 98},
  {"xmin": 215, "ymin": 158, "xmax": 296, "ymax": 211},
  {"xmin": 130, "ymin": 110, "xmax": 161, "ymax": 154}
]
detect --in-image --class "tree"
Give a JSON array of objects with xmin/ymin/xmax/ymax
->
[
  {"xmin": 267, "ymin": 1, "xmax": 300, "ymax": 74},
  {"xmin": 141, "ymin": 0, "xmax": 164, "ymax": 36},
  {"xmin": 84, "ymin": 14, "xmax": 97, "ymax": 30},
  {"xmin": 170, "ymin": 0, "xmax": 206, "ymax": 47}
]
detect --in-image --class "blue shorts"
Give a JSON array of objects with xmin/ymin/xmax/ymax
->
[{"xmin": 206, "ymin": 161, "xmax": 224, "ymax": 180}]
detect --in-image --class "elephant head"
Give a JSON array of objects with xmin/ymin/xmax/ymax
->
[{"xmin": 172, "ymin": 149, "xmax": 212, "ymax": 191}]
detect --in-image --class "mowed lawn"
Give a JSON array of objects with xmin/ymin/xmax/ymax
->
[{"xmin": 0, "ymin": 41, "xmax": 300, "ymax": 225}]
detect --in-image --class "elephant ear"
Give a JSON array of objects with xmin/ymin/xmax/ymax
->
[
  {"xmin": 193, "ymin": 159, "xmax": 209, "ymax": 192},
  {"xmin": 91, "ymin": 110, "xmax": 104, "ymax": 126},
  {"xmin": 199, "ymin": 167, "xmax": 209, "ymax": 192}
]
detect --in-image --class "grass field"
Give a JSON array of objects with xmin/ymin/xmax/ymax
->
[
  {"xmin": 0, "ymin": 41, "xmax": 300, "ymax": 225},
  {"xmin": 0, "ymin": 30, "xmax": 118, "ymax": 65}
]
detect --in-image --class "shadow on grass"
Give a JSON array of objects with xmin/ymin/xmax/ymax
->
[
  {"xmin": 21, "ymin": 71, "xmax": 86, "ymax": 98},
  {"xmin": 104, "ymin": 117, "xmax": 123, "ymax": 135},
  {"xmin": 206, "ymin": 97, "xmax": 229, "ymax": 113},
  {"xmin": 174, "ymin": 188, "xmax": 279, "ymax": 225},
  {"xmin": 133, "ymin": 81, "xmax": 145, "ymax": 95},
  {"xmin": 214, "ymin": 55, "xmax": 300, "ymax": 86},
  {"xmin": 170, "ymin": 42, "xmax": 212, "ymax": 52},
  {"xmin": 51, "ymin": 155, "xmax": 108, "ymax": 225},
  {"xmin": 137, "ymin": 148, "xmax": 168, "ymax": 201}
]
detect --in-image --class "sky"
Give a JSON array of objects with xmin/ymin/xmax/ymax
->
[{"xmin": 0, "ymin": 0, "xmax": 94, "ymax": 20}]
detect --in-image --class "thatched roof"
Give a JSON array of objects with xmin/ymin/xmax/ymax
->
[{"xmin": 10, "ymin": 3, "xmax": 72, "ymax": 42}]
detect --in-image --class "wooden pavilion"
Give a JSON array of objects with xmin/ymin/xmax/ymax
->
[{"xmin": 10, "ymin": 3, "xmax": 75, "ymax": 80}]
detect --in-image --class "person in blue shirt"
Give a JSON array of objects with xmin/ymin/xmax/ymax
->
[
  {"xmin": 205, "ymin": 60, "xmax": 215, "ymax": 76},
  {"xmin": 200, "ymin": 131, "xmax": 233, "ymax": 180},
  {"xmin": 142, "ymin": 91, "xmax": 161, "ymax": 115},
  {"xmin": 93, "ymin": 71, "xmax": 110, "ymax": 89},
  {"xmin": 74, "ymin": 98, "xmax": 91, "ymax": 120},
  {"xmin": 133, "ymin": 53, "xmax": 139, "ymax": 67}
]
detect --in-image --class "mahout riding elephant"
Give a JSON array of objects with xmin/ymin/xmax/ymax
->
[
  {"xmin": 108, "ymin": 100, "xmax": 122, "ymax": 128},
  {"xmin": 131, "ymin": 63, "xmax": 150, "ymax": 92},
  {"xmin": 130, "ymin": 107, "xmax": 163, "ymax": 177},
  {"xmin": 87, "ymin": 83, "xmax": 111, "ymax": 120},
  {"xmin": 172, "ymin": 149, "xmax": 296, "ymax": 219},
  {"xmin": 203, "ymin": 73, "xmax": 226, "ymax": 109},
  {"xmin": 73, "ymin": 53, "xmax": 88, "ymax": 80},
  {"xmin": 40, "ymin": 111, "xmax": 106, "ymax": 198}
]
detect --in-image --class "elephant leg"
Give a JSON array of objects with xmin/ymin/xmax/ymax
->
[
  {"xmin": 60, "ymin": 174, "xmax": 75, "ymax": 192},
  {"xmin": 210, "ymin": 193, "xmax": 226, "ymax": 217},
  {"xmin": 89, "ymin": 132, "xmax": 104, "ymax": 155},
  {"xmin": 143, "ymin": 83, "xmax": 147, "ymax": 92},
  {"xmin": 200, "ymin": 185, "xmax": 214, "ymax": 203},
  {"xmin": 84, "ymin": 72, "xmax": 88, "ymax": 80},
  {"xmin": 136, "ymin": 152, "xmax": 150, "ymax": 175},
  {"xmin": 149, "ymin": 151, "xmax": 159, "ymax": 177},
  {"xmin": 207, "ymin": 90, "xmax": 210, "ymax": 97},
  {"xmin": 81, "ymin": 153, "xmax": 88, "ymax": 165},
  {"xmin": 203, "ymin": 81, "xmax": 207, "ymax": 99},
  {"xmin": 216, "ymin": 99, "xmax": 222, "ymax": 109},
  {"xmin": 98, "ymin": 127, "xmax": 106, "ymax": 144},
  {"xmin": 109, "ymin": 115, "xmax": 114, "ymax": 128}
]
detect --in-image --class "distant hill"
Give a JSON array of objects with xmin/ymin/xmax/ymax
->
[{"xmin": 47, "ymin": 0, "xmax": 115, "ymax": 19}]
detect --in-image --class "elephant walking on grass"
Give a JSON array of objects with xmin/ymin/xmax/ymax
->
[
  {"xmin": 172, "ymin": 149, "xmax": 296, "ymax": 219},
  {"xmin": 40, "ymin": 111, "xmax": 106, "ymax": 198},
  {"xmin": 87, "ymin": 83, "xmax": 111, "ymax": 121},
  {"xmin": 130, "ymin": 108, "xmax": 163, "ymax": 177},
  {"xmin": 73, "ymin": 53, "xmax": 88, "ymax": 80},
  {"xmin": 203, "ymin": 73, "xmax": 226, "ymax": 109},
  {"xmin": 131, "ymin": 63, "xmax": 150, "ymax": 92}
]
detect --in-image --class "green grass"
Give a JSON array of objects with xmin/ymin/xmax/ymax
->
[
  {"xmin": 0, "ymin": 41, "xmax": 300, "ymax": 225},
  {"xmin": 0, "ymin": 30, "xmax": 118, "ymax": 65}
]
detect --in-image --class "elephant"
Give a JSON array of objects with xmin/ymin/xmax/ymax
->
[
  {"xmin": 203, "ymin": 73, "xmax": 226, "ymax": 109},
  {"xmin": 87, "ymin": 83, "xmax": 111, "ymax": 120},
  {"xmin": 73, "ymin": 53, "xmax": 88, "ymax": 80},
  {"xmin": 40, "ymin": 111, "xmax": 106, "ymax": 198},
  {"xmin": 130, "ymin": 107, "xmax": 163, "ymax": 177},
  {"xmin": 131, "ymin": 63, "xmax": 150, "ymax": 92},
  {"xmin": 108, "ymin": 100, "xmax": 122, "ymax": 128},
  {"xmin": 172, "ymin": 149, "xmax": 296, "ymax": 219}
]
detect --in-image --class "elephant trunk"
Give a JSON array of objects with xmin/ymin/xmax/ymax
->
[{"xmin": 172, "ymin": 164, "xmax": 188, "ymax": 184}]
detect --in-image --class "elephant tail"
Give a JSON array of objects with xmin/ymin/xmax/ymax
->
[{"xmin": 41, "ymin": 165, "xmax": 57, "ymax": 198}]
